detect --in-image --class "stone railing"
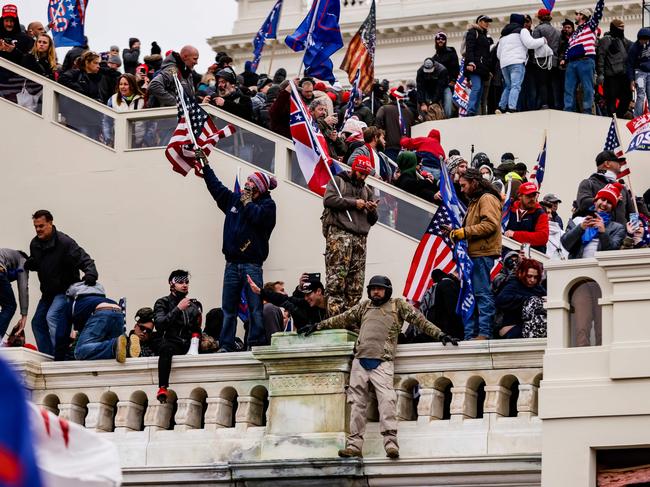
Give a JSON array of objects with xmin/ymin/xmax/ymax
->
[{"xmin": 3, "ymin": 332, "xmax": 544, "ymax": 484}]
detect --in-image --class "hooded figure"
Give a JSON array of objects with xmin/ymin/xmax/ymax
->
[
  {"xmin": 418, "ymin": 269, "xmax": 464, "ymax": 339},
  {"xmin": 394, "ymin": 151, "xmax": 437, "ymax": 202}
]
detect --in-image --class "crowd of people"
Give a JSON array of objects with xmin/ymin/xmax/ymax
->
[{"xmin": 3, "ymin": 1, "xmax": 650, "ymax": 460}]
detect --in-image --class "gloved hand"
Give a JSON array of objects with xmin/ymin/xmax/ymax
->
[
  {"xmin": 449, "ymin": 228, "xmax": 465, "ymax": 242},
  {"xmin": 240, "ymin": 187, "xmax": 253, "ymax": 206},
  {"xmin": 440, "ymin": 334, "xmax": 459, "ymax": 346},
  {"xmin": 297, "ymin": 323, "xmax": 319, "ymax": 336},
  {"xmin": 83, "ymin": 275, "xmax": 97, "ymax": 287}
]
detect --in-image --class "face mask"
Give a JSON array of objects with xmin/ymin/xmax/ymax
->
[
  {"xmin": 208, "ymin": 80, "xmax": 216, "ymax": 88},
  {"xmin": 482, "ymin": 173, "xmax": 491, "ymax": 181},
  {"xmin": 604, "ymin": 170, "xmax": 618, "ymax": 182}
]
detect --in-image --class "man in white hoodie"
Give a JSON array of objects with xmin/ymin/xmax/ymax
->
[{"xmin": 496, "ymin": 14, "xmax": 547, "ymax": 113}]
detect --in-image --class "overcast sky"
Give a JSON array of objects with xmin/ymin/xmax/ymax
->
[{"xmin": 14, "ymin": 0, "xmax": 238, "ymax": 72}]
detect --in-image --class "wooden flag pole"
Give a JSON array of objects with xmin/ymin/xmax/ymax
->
[{"xmin": 267, "ymin": 39, "xmax": 276, "ymax": 75}]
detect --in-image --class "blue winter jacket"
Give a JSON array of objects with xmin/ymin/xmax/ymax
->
[{"xmin": 203, "ymin": 164, "xmax": 276, "ymax": 265}]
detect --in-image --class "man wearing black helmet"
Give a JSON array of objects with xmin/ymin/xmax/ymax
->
[
  {"xmin": 299, "ymin": 275, "xmax": 458, "ymax": 459},
  {"xmin": 207, "ymin": 68, "xmax": 253, "ymax": 121}
]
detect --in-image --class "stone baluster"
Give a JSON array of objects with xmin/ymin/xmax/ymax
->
[
  {"xmin": 40, "ymin": 402, "xmax": 59, "ymax": 416},
  {"xmin": 517, "ymin": 383, "xmax": 539, "ymax": 419},
  {"xmin": 450, "ymin": 386, "xmax": 478, "ymax": 420},
  {"xmin": 235, "ymin": 395, "xmax": 264, "ymax": 429},
  {"xmin": 144, "ymin": 402, "xmax": 174, "ymax": 432},
  {"xmin": 58, "ymin": 403, "xmax": 87, "ymax": 425},
  {"xmin": 174, "ymin": 398, "xmax": 204, "ymax": 431},
  {"xmin": 483, "ymin": 385, "xmax": 512, "ymax": 418},
  {"xmin": 395, "ymin": 388, "xmax": 416, "ymax": 421},
  {"xmin": 85, "ymin": 400, "xmax": 116, "ymax": 432},
  {"xmin": 114, "ymin": 401, "xmax": 145, "ymax": 432},
  {"xmin": 205, "ymin": 397, "xmax": 234, "ymax": 430},
  {"xmin": 416, "ymin": 387, "xmax": 447, "ymax": 422}
]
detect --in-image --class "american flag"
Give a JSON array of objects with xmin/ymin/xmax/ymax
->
[
  {"xmin": 501, "ymin": 179, "xmax": 513, "ymax": 232},
  {"xmin": 165, "ymin": 84, "xmax": 235, "ymax": 177},
  {"xmin": 340, "ymin": 0, "xmax": 376, "ymax": 94},
  {"xmin": 452, "ymin": 59, "xmax": 471, "ymax": 117},
  {"xmin": 403, "ymin": 205, "xmax": 457, "ymax": 303},
  {"xmin": 343, "ymin": 68, "xmax": 362, "ymax": 124},
  {"xmin": 530, "ymin": 135, "xmax": 547, "ymax": 188},
  {"xmin": 603, "ymin": 117, "xmax": 628, "ymax": 177}
]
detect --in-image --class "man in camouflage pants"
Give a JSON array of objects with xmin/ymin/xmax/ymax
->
[
  {"xmin": 322, "ymin": 155, "xmax": 378, "ymax": 316},
  {"xmin": 299, "ymin": 275, "xmax": 459, "ymax": 459}
]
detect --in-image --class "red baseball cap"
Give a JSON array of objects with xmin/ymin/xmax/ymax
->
[
  {"xmin": 351, "ymin": 155, "xmax": 375, "ymax": 176},
  {"xmin": 537, "ymin": 8, "xmax": 551, "ymax": 17},
  {"xmin": 519, "ymin": 182, "xmax": 540, "ymax": 196},
  {"xmin": 2, "ymin": 4, "xmax": 18, "ymax": 18}
]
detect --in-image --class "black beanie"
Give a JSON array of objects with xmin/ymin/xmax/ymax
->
[{"xmin": 150, "ymin": 41, "xmax": 161, "ymax": 55}]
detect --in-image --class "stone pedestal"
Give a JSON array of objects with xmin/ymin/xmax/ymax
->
[{"xmin": 252, "ymin": 330, "xmax": 357, "ymax": 460}]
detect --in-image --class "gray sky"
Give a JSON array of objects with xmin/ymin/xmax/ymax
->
[{"xmin": 14, "ymin": 0, "xmax": 238, "ymax": 72}]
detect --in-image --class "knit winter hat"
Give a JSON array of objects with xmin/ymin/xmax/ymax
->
[
  {"xmin": 341, "ymin": 117, "xmax": 367, "ymax": 135},
  {"xmin": 397, "ymin": 151, "xmax": 418, "ymax": 175},
  {"xmin": 129, "ymin": 37, "xmax": 140, "ymax": 48},
  {"xmin": 595, "ymin": 183, "xmax": 623, "ymax": 207},
  {"xmin": 435, "ymin": 31, "xmax": 447, "ymax": 40},
  {"xmin": 108, "ymin": 55, "xmax": 122, "ymax": 66},
  {"xmin": 446, "ymin": 154, "xmax": 466, "ymax": 174},
  {"xmin": 151, "ymin": 41, "xmax": 161, "ymax": 55},
  {"xmin": 248, "ymin": 172, "xmax": 277, "ymax": 194}
]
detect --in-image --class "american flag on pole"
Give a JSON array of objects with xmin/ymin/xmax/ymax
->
[
  {"xmin": 289, "ymin": 80, "xmax": 341, "ymax": 196},
  {"xmin": 339, "ymin": 0, "xmax": 376, "ymax": 94},
  {"xmin": 603, "ymin": 117, "xmax": 628, "ymax": 177},
  {"xmin": 501, "ymin": 179, "xmax": 513, "ymax": 232},
  {"xmin": 529, "ymin": 135, "xmax": 547, "ymax": 188},
  {"xmin": 452, "ymin": 59, "xmax": 471, "ymax": 117},
  {"xmin": 165, "ymin": 83, "xmax": 235, "ymax": 177},
  {"xmin": 403, "ymin": 205, "xmax": 457, "ymax": 303}
]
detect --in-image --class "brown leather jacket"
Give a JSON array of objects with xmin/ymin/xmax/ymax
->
[{"xmin": 463, "ymin": 190, "xmax": 502, "ymax": 257}]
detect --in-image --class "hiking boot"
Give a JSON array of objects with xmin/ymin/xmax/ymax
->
[
  {"xmin": 495, "ymin": 107, "xmax": 505, "ymax": 114},
  {"xmin": 386, "ymin": 447, "xmax": 400, "ymax": 459},
  {"xmin": 157, "ymin": 386, "xmax": 168, "ymax": 404},
  {"xmin": 128, "ymin": 334, "xmax": 141, "ymax": 358},
  {"xmin": 338, "ymin": 447, "xmax": 363, "ymax": 458},
  {"xmin": 115, "ymin": 335, "xmax": 127, "ymax": 363}
]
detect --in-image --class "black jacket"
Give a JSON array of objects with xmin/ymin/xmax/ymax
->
[
  {"xmin": 416, "ymin": 62, "xmax": 449, "ymax": 104},
  {"xmin": 153, "ymin": 293, "xmax": 202, "ymax": 341},
  {"xmin": 25, "ymin": 227, "xmax": 98, "ymax": 299},
  {"xmin": 464, "ymin": 25, "xmax": 493, "ymax": 77},
  {"xmin": 98, "ymin": 66, "xmax": 121, "ymax": 103},
  {"xmin": 421, "ymin": 273, "xmax": 464, "ymax": 339},
  {"xmin": 61, "ymin": 45, "xmax": 87, "ymax": 73},
  {"xmin": 394, "ymin": 172, "xmax": 437, "ymax": 201},
  {"xmin": 122, "ymin": 47, "xmax": 140, "ymax": 75},
  {"xmin": 211, "ymin": 88, "xmax": 254, "ymax": 122},
  {"xmin": 58, "ymin": 68, "xmax": 103, "ymax": 102},
  {"xmin": 495, "ymin": 276, "xmax": 546, "ymax": 328},
  {"xmin": 0, "ymin": 20, "xmax": 33, "ymax": 64},
  {"xmin": 576, "ymin": 172, "xmax": 633, "ymax": 225},
  {"xmin": 261, "ymin": 288, "xmax": 327, "ymax": 330},
  {"xmin": 203, "ymin": 164, "xmax": 276, "ymax": 265},
  {"xmin": 433, "ymin": 46, "xmax": 460, "ymax": 82},
  {"xmin": 21, "ymin": 53, "xmax": 55, "ymax": 80}
]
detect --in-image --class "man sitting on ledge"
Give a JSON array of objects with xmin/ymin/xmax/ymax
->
[{"xmin": 299, "ymin": 275, "xmax": 458, "ymax": 459}]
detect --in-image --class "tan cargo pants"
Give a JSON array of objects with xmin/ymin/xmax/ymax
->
[{"xmin": 346, "ymin": 358, "xmax": 398, "ymax": 453}]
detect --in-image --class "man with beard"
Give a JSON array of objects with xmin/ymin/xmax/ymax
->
[
  {"xmin": 321, "ymin": 156, "xmax": 379, "ymax": 316},
  {"xmin": 299, "ymin": 275, "xmax": 458, "ymax": 459},
  {"xmin": 153, "ymin": 270, "xmax": 203, "ymax": 403},
  {"xmin": 346, "ymin": 126, "xmax": 390, "ymax": 181},
  {"xmin": 0, "ymin": 4, "xmax": 33, "ymax": 63},
  {"xmin": 311, "ymin": 98, "xmax": 345, "ymax": 160},
  {"xmin": 208, "ymin": 68, "xmax": 253, "ymax": 121},
  {"xmin": 433, "ymin": 31, "xmax": 459, "ymax": 118}
]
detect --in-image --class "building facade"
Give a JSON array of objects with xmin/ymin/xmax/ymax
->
[{"xmin": 208, "ymin": 0, "xmax": 644, "ymax": 84}]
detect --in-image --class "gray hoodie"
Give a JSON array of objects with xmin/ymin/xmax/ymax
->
[{"xmin": 0, "ymin": 248, "xmax": 29, "ymax": 315}]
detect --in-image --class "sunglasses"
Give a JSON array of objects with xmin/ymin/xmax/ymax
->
[
  {"xmin": 172, "ymin": 277, "xmax": 190, "ymax": 284},
  {"xmin": 137, "ymin": 324, "xmax": 153, "ymax": 334}
]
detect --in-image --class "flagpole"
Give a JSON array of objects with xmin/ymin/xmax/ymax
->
[
  {"xmin": 536, "ymin": 129, "xmax": 547, "ymax": 190},
  {"xmin": 613, "ymin": 114, "xmax": 639, "ymax": 213},
  {"xmin": 267, "ymin": 39, "xmax": 276, "ymax": 74},
  {"xmin": 298, "ymin": 0, "xmax": 321, "ymax": 78},
  {"xmin": 174, "ymin": 74, "xmax": 207, "ymax": 168}
]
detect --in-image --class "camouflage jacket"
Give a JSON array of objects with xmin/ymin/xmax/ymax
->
[{"xmin": 317, "ymin": 297, "xmax": 443, "ymax": 362}]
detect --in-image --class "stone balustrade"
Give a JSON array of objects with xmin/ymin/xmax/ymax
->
[{"xmin": 2, "ymin": 331, "xmax": 544, "ymax": 484}]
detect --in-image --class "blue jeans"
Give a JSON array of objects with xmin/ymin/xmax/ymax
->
[
  {"xmin": 564, "ymin": 58, "xmax": 595, "ymax": 114},
  {"xmin": 467, "ymin": 74, "xmax": 483, "ymax": 116},
  {"xmin": 634, "ymin": 70, "xmax": 650, "ymax": 117},
  {"xmin": 74, "ymin": 309, "xmax": 124, "ymax": 360},
  {"xmin": 442, "ymin": 86, "xmax": 453, "ymax": 118},
  {"xmin": 499, "ymin": 64, "xmax": 525, "ymax": 111},
  {"xmin": 220, "ymin": 262, "xmax": 265, "ymax": 351},
  {"xmin": 464, "ymin": 257, "xmax": 496, "ymax": 340},
  {"xmin": 31, "ymin": 294, "xmax": 68, "ymax": 357},
  {"xmin": 0, "ymin": 273, "xmax": 17, "ymax": 338}
]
